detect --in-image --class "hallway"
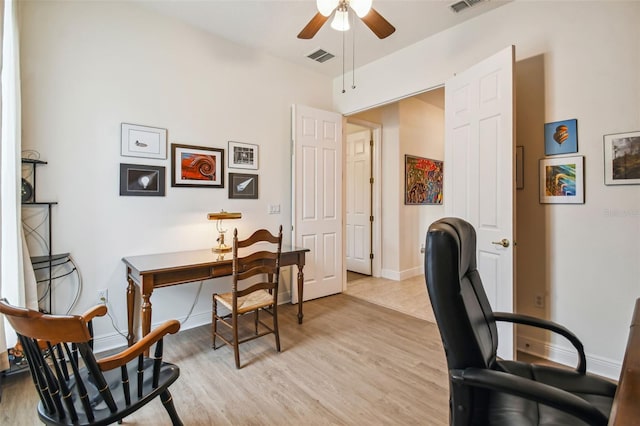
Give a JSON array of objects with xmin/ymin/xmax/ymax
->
[{"xmin": 344, "ymin": 273, "xmax": 435, "ymax": 323}]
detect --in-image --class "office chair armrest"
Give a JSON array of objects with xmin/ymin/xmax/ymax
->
[
  {"xmin": 493, "ymin": 311, "xmax": 586, "ymax": 374},
  {"xmin": 80, "ymin": 304, "xmax": 108, "ymax": 322},
  {"xmin": 451, "ymin": 368, "xmax": 608, "ymax": 426},
  {"xmin": 97, "ymin": 320, "xmax": 181, "ymax": 371}
]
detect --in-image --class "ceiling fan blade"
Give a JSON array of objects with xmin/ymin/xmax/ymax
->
[
  {"xmin": 361, "ymin": 7, "xmax": 396, "ymax": 39},
  {"xmin": 297, "ymin": 12, "xmax": 330, "ymax": 39}
]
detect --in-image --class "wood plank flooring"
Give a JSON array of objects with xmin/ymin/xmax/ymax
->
[
  {"xmin": 0, "ymin": 294, "xmax": 449, "ymax": 425},
  {"xmin": 345, "ymin": 273, "xmax": 435, "ymax": 323}
]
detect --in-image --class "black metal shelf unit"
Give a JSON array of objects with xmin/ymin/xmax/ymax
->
[{"xmin": 21, "ymin": 158, "xmax": 72, "ymax": 314}]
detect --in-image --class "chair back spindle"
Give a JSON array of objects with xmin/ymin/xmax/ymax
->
[{"xmin": 0, "ymin": 298, "xmax": 183, "ymax": 425}]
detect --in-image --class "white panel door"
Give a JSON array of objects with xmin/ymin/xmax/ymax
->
[
  {"xmin": 292, "ymin": 104, "xmax": 343, "ymax": 302},
  {"xmin": 444, "ymin": 46, "xmax": 515, "ymax": 359},
  {"xmin": 346, "ymin": 129, "xmax": 372, "ymax": 275}
]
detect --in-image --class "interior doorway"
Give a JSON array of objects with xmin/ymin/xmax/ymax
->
[
  {"xmin": 345, "ymin": 87, "xmax": 445, "ymax": 284},
  {"xmin": 345, "ymin": 118, "xmax": 382, "ymax": 279}
]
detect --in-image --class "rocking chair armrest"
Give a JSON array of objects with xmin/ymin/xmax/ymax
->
[
  {"xmin": 80, "ymin": 304, "xmax": 108, "ymax": 322},
  {"xmin": 97, "ymin": 320, "xmax": 181, "ymax": 371}
]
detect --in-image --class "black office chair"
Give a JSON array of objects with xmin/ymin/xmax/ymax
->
[{"xmin": 424, "ymin": 217, "xmax": 616, "ymax": 425}]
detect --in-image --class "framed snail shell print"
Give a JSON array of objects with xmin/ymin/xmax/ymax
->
[
  {"xmin": 171, "ymin": 144, "xmax": 224, "ymax": 188},
  {"xmin": 544, "ymin": 119, "xmax": 578, "ymax": 156}
]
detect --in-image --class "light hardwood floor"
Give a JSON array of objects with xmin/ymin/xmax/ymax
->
[
  {"xmin": 0, "ymin": 291, "xmax": 450, "ymax": 425},
  {"xmin": 344, "ymin": 273, "xmax": 435, "ymax": 323}
]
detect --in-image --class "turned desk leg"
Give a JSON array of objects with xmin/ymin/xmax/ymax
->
[
  {"xmin": 141, "ymin": 275, "xmax": 154, "ymax": 356},
  {"xmin": 126, "ymin": 268, "xmax": 136, "ymax": 347},
  {"xmin": 297, "ymin": 264, "xmax": 304, "ymax": 324}
]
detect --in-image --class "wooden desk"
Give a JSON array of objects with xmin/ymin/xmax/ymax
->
[
  {"xmin": 609, "ymin": 298, "xmax": 640, "ymax": 425},
  {"xmin": 123, "ymin": 246, "xmax": 309, "ymax": 346}
]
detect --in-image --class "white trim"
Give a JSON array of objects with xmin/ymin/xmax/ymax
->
[
  {"xmin": 345, "ymin": 117, "xmax": 382, "ymax": 278},
  {"xmin": 516, "ymin": 335, "xmax": 621, "ymax": 380}
]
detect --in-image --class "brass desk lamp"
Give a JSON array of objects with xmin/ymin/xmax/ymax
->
[{"xmin": 207, "ymin": 210, "xmax": 242, "ymax": 253}]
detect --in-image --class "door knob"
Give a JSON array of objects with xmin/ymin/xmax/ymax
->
[{"xmin": 491, "ymin": 238, "xmax": 510, "ymax": 248}]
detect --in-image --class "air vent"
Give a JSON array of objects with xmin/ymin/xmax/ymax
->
[
  {"xmin": 450, "ymin": 0, "xmax": 483, "ymax": 13},
  {"xmin": 306, "ymin": 48, "xmax": 335, "ymax": 63}
]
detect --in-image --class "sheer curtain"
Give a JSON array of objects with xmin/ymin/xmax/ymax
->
[{"xmin": 0, "ymin": 0, "xmax": 38, "ymax": 371}]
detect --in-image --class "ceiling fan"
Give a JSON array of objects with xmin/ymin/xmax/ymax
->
[{"xmin": 298, "ymin": 0, "xmax": 396, "ymax": 40}]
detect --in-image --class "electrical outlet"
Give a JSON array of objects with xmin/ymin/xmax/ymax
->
[
  {"xmin": 534, "ymin": 293, "xmax": 544, "ymax": 308},
  {"xmin": 97, "ymin": 289, "xmax": 108, "ymax": 304}
]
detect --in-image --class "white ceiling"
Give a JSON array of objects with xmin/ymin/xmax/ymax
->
[{"xmin": 134, "ymin": 0, "xmax": 510, "ymax": 78}]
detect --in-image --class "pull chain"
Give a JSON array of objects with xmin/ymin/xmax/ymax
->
[
  {"xmin": 351, "ymin": 11, "xmax": 356, "ymax": 90},
  {"xmin": 341, "ymin": 24, "xmax": 346, "ymax": 93}
]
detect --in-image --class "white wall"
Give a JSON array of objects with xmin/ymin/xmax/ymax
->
[
  {"xmin": 19, "ymin": 1, "xmax": 332, "ymax": 351},
  {"xmin": 335, "ymin": 1, "xmax": 640, "ymax": 378}
]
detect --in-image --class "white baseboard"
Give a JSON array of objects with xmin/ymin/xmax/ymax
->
[
  {"xmin": 381, "ymin": 266, "xmax": 422, "ymax": 281},
  {"xmin": 517, "ymin": 335, "xmax": 621, "ymax": 380},
  {"xmin": 93, "ymin": 290, "xmax": 293, "ymax": 355}
]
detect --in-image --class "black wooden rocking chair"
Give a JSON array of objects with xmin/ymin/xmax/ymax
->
[{"xmin": 0, "ymin": 298, "xmax": 183, "ymax": 425}]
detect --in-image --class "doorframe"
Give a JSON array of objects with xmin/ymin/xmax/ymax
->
[{"xmin": 345, "ymin": 117, "xmax": 382, "ymax": 278}]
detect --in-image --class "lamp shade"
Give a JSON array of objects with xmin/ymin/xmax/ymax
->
[
  {"xmin": 317, "ymin": 0, "xmax": 339, "ymax": 16},
  {"xmin": 207, "ymin": 211, "xmax": 242, "ymax": 220},
  {"xmin": 350, "ymin": 0, "xmax": 372, "ymax": 18},
  {"xmin": 330, "ymin": 9, "xmax": 350, "ymax": 31}
]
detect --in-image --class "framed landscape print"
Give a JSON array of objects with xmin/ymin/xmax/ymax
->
[
  {"xmin": 228, "ymin": 141, "xmax": 259, "ymax": 170},
  {"xmin": 171, "ymin": 144, "xmax": 224, "ymax": 188},
  {"xmin": 603, "ymin": 131, "xmax": 640, "ymax": 185},
  {"xmin": 404, "ymin": 155, "xmax": 443, "ymax": 205},
  {"xmin": 544, "ymin": 119, "xmax": 578, "ymax": 156},
  {"xmin": 539, "ymin": 155, "xmax": 584, "ymax": 204}
]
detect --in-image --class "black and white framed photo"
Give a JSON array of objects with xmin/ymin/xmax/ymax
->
[
  {"xmin": 228, "ymin": 173, "xmax": 258, "ymax": 199},
  {"xmin": 121, "ymin": 123, "xmax": 167, "ymax": 159},
  {"xmin": 228, "ymin": 141, "xmax": 258, "ymax": 170},
  {"xmin": 119, "ymin": 163, "xmax": 165, "ymax": 196},
  {"xmin": 603, "ymin": 131, "xmax": 640, "ymax": 185}
]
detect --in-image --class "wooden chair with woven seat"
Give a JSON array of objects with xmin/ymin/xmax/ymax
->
[
  {"xmin": 212, "ymin": 225, "xmax": 283, "ymax": 369},
  {"xmin": 0, "ymin": 298, "xmax": 183, "ymax": 425}
]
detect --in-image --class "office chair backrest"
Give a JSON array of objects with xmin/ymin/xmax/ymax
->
[{"xmin": 425, "ymin": 217, "xmax": 499, "ymax": 371}]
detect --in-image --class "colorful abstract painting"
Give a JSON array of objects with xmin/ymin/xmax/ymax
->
[
  {"xmin": 539, "ymin": 156, "xmax": 584, "ymax": 204},
  {"xmin": 404, "ymin": 155, "xmax": 443, "ymax": 205}
]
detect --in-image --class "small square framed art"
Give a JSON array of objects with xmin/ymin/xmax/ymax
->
[
  {"xmin": 228, "ymin": 173, "xmax": 258, "ymax": 199},
  {"xmin": 539, "ymin": 155, "xmax": 584, "ymax": 204},
  {"xmin": 228, "ymin": 141, "xmax": 259, "ymax": 170}
]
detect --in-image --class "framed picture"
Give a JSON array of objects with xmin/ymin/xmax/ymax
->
[
  {"xmin": 228, "ymin": 141, "xmax": 259, "ymax": 170},
  {"xmin": 229, "ymin": 173, "xmax": 258, "ymax": 199},
  {"xmin": 516, "ymin": 146, "xmax": 524, "ymax": 189},
  {"xmin": 121, "ymin": 123, "xmax": 167, "ymax": 159},
  {"xmin": 171, "ymin": 144, "xmax": 224, "ymax": 188},
  {"xmin": 603, "ymin": 131, "xmax": 640, "ymax": 185},
  {"xmin": 539, "ymin": 155, "xmax": 584, "ymax": 204},
  {"xmin": 544, "ymin": 119, "xmax": 578, "ymax": 156},
  {"xmin": 404, "ymin": 155, "xmax": 443, "ymax": 205},
  {"xmin": 119, "ymin": 163, "xmax": 165, "ymax": 196}
]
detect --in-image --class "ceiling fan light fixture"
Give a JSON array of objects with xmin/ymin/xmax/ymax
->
[
  {"xmin": 317, "ymin": 0, "xmax": 339, "ymax": 17},
  {"xmin": 349, "ymin": 0, "xmax": 372, "ymax": 18},
  {"xmin": 330, "ymin": 9, "xmax": 350, "ymax": 31}
]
